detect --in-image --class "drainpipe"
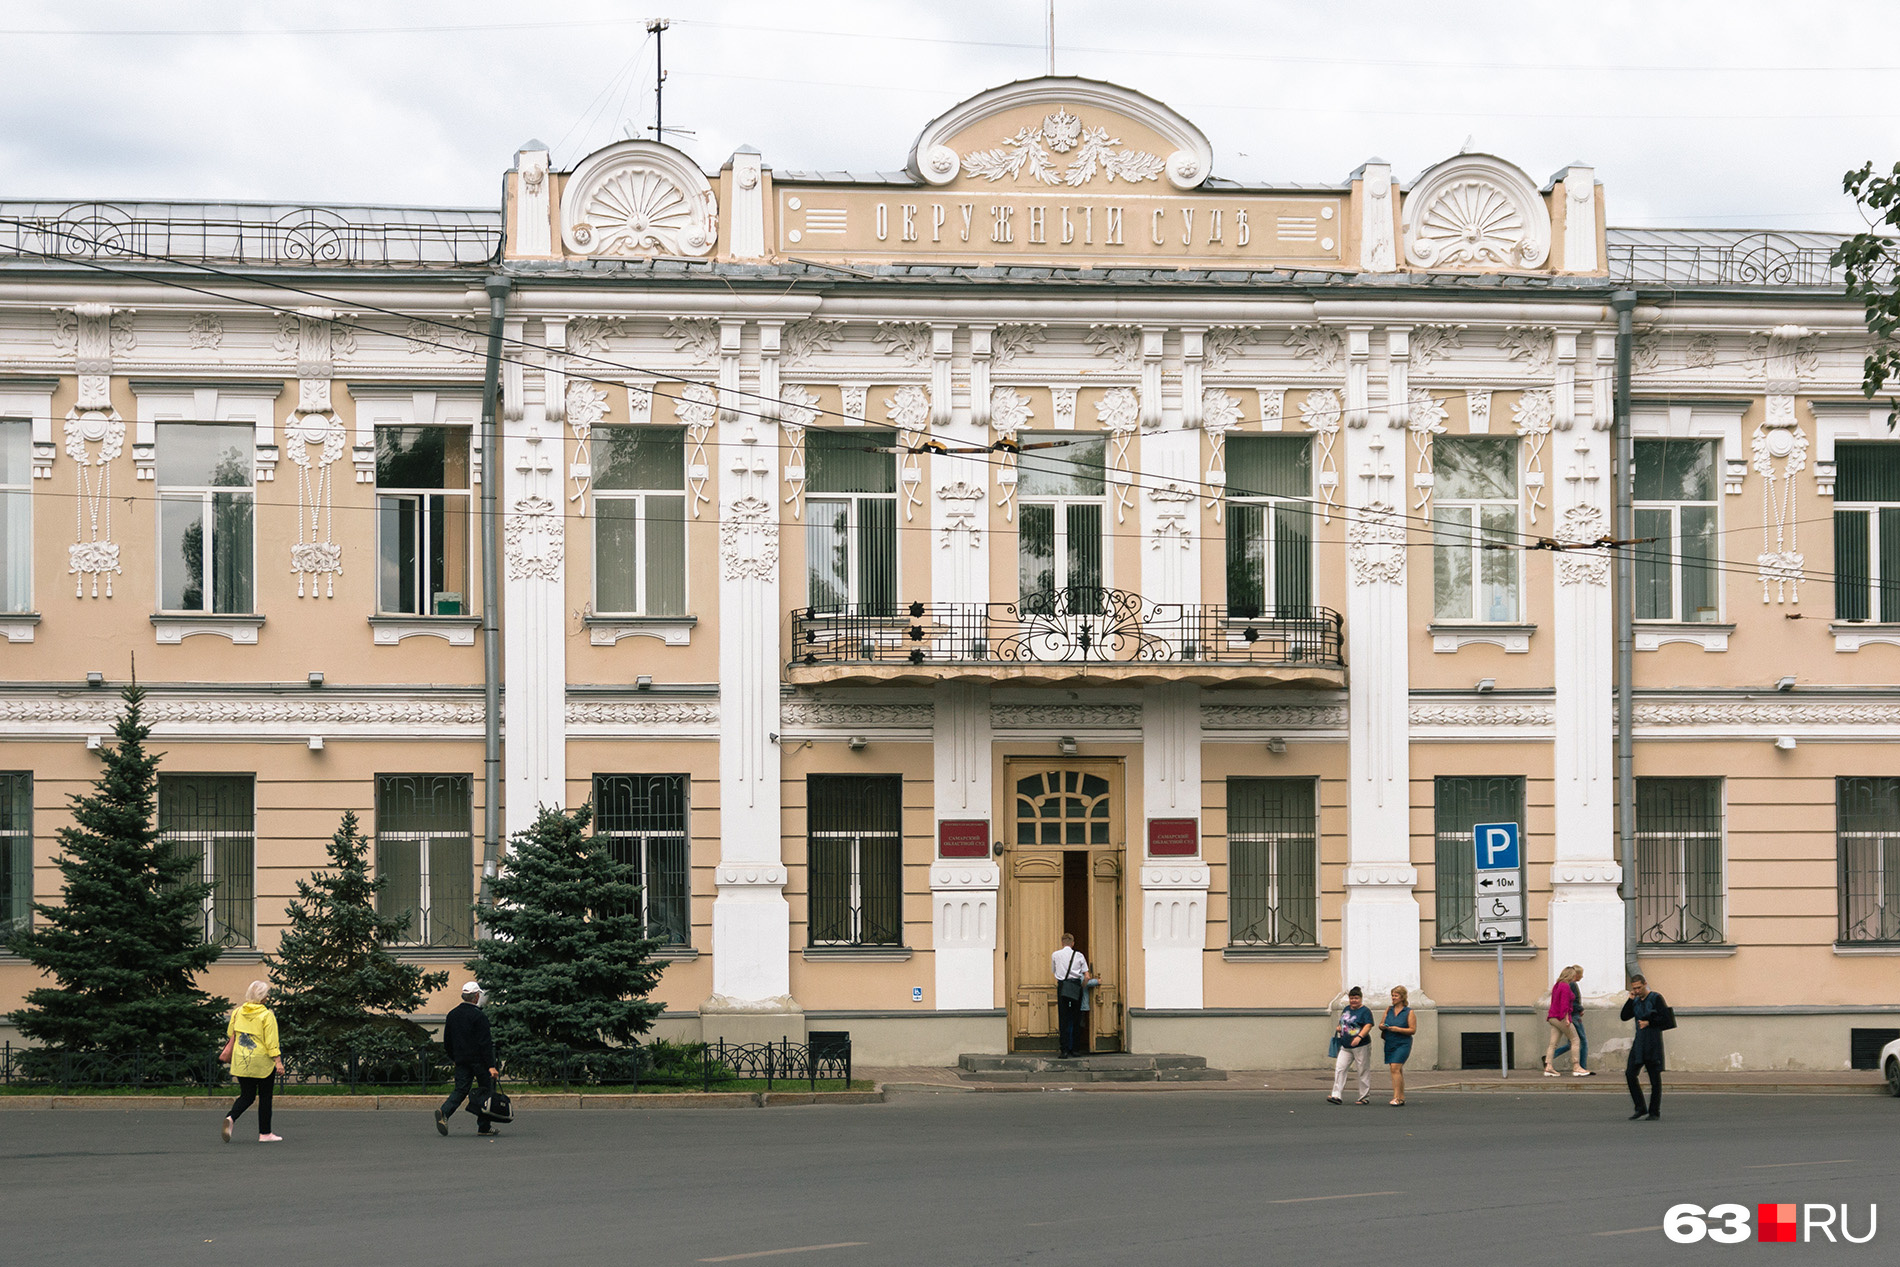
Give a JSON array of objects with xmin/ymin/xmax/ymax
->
[
  {"xmin": 1611, "ymin": 290, "xmax": 1638, "ymax": 982},
  {"xmin": 479, "ymin": 275, "xmax": 511, "ymax": 911}
]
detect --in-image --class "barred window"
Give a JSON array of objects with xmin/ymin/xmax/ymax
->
[
  {"xmin": 807, "ymin": 774, "xmax": 903, "ymax": 947},
  {"xmin": 158, "ymin": 774, "xmax": 255, "ymax": 948},
  {"xmin": 594, "ymin": 774, "xmax": 690, "ymax": 946},
  {"xmin": 1635, "ymin": 778, "xmax": 1725, "ymax": 944},
  {"xmin": 807, "ymin": 429, "xmax": 897, "ymax": 612},
  {"xmin": 1434, "ymin": 776, "xmax": 1524, "ymax": 945},
  {"xmin": 1227, "ymin": 778, "xmax": 1318, "ymax": 946},
  {"xmin": 593, "ymin": 426, "xmax": 687, "ymax": 616},
  {"xmin": 375, "ymin": 774, "xmax": 473, "ymax": 947},
  {"xmin": 1833, "ymin": 443, "xmax": 1900, "ymax": 622},
  {"xmin": 0, "ymin": 772, "xmax": 29, "ymax": 936},
  {"xmin": 1225, "ymin": 436, "xmax": 1312, "ymax": 618},
  {"xmin": 1838, "ymin": 776, "xmax": 1900, "ymax": 944}
]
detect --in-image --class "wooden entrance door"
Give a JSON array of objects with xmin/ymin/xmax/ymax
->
[{"xmin": 1004, "ymin": 762, "xmax": 1124, "ymax": 1052}]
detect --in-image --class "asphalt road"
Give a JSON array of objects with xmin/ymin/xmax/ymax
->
[{"xmin": 1, "ymin": 1092, "xmax": 1893, "ymax": 1265}]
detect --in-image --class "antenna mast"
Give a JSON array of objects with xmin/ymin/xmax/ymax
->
[
  {"xmin": 1047, "ymin": 1, "xmax": 1055, "ymax": 75},
  {"xmin": 647, "ymin": 17, "xmax": 669, "ymax": 142}
]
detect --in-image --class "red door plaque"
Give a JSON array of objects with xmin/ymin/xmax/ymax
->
[
  {"xmin": 938, "ymin": 819, "xmax": 991, "ymax": 858},
  {"xmin": 1147, "ymin": 817, "xmax": 1199, "ymax": 857}
]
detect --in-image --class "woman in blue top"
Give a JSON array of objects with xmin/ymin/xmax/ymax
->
[{"xmin": 1380, "ymin": 985, "xmax": 1417, "ymax": 1106}]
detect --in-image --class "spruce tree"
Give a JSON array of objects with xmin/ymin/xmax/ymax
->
[
  {"xmin": 263, "ymin": 810, "xmax": 449, "ymax": 1067},
  {"xmin": 466, "ymin": 803, "xmax": 666, "ymax": 1064},
  {"xmin": 6, "ymin": 684, "xmax": 227, "ymax": 1054}
]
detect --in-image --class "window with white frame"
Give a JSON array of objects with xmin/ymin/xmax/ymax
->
[
  {"xmin": 1633, "ymin": 439, "xmax": 1720, "ymax": 623},
  {"xmin": 376, "ymin": 426, "xmax": 471, "ymax": 616},
  {"xmin": 807, "ymin": 774, "xmax": 902, "ymax": 947},
  {"xmin": 156, "ymin": 423, "xmax": 254, "ymax": 614},
  {"xmin": 592, "ymin": 426, "xmax": 687, "ymax": 615},
  {"xmin": 0, "ymin": 420, "xmax": 30, "ymax": 613},
  {"xmin": 1019, "ymin": 432, "xmax": 1106, "ymax": 612},
  {"xmin": 1635, "ymin": 777, "xmax": 1724, "ymax": 945},
  {"xmin": 594, "ymin": 773, "xmax": 690, "ymax": 946},
  {"xmin": 806, "ymin": 429, "xmax": 897, "ymax": 612},
  {"xmin": 1432, "ymin": 437, "xmax": 1519, "ymax": 622},
  {"xmin": 1226, "ymin": 777, "xmax": 1318, "ymax": 946},
  {"xmin": 1834, "ymin": 442, "xmax": 1900, "ymax": 622},
  {"xmin": 1, "ymin": 772, "xmax": 29, "ymax": 936},
  {"xmin": 1225, "ymin": 436, "xmax": 1312, "ymax": 618},
  {"xmin": 375, "ymin": 774, "xmax": 473, "ymax": 947},
  {"xmin": 158, "ymin": 774, "xmax": 255, "ymax": 948}
]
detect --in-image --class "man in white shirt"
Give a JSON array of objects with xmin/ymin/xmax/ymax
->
[{"xmin": 1052, "ymin": 933, "xmax": 1091, "ymax": 1058}]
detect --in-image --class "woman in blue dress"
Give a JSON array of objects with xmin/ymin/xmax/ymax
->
[{"xmin": 1380, "ymin": 985, "xmax": 1417, "ymax": 1106}]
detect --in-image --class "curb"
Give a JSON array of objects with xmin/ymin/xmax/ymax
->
[
  {"xmin": 883, "ymin": 1080, "xmax": 1885, "ymax": 1097},
  {"xmin": 0, "ymin": 1089, "xmax": 885, "ymax": 1111}
]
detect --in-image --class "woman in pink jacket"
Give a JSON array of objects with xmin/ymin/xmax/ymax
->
[{"xmin": 1543, "ymin": 969, "xmax": 1582, "ymax": 1077}]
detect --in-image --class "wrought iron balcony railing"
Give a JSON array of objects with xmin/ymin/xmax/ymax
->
[
  {"xmin": 1606, "ymin": 232, "xmax": 1868, "ymax": 289},
  {"xmin": 0, "ymin": 202, "xmax": 502, "ymax": 268},
  {"xmin": 790, "ymin": 588, "xmax": 1343, "ymax": 670}
]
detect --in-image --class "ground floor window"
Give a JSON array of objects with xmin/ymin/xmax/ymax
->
[
  {"xmin": 1226, "ymin": 778, "xmax": 1318, "ymax": 946},
  {"xmin": 594, "ymin": 773, "xmax": 690, "ymax": 946},
  {"xmin": 807, "ymin": 774, "xmax": 902, "ymax": 947},
  {"xmin": 1838, "ymin": 776, "xmax": 1900, "ymax": 944},
  {"xmin": 1635, "ymin": 777, "xmax": 1724, "ymax": 944},
  {"xmin": 1, "ymin": 772, "xmax": 28, "ymax": 935},
  {"xmin": 157, "ymin": 774, "xmax": 254, "ymax": 947},
  {"xmin": 1433, "ymin": 776, "xmax": 1524, "ymax": 945},
  {"xmin": 375, "ymin": 774, "xmax": 473, "ymax": 947}
]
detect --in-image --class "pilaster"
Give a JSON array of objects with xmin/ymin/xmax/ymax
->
[
  {"xmin": 932, "ymin": 682, "xmax": 997, "ymax": 1011},
  {"xmin": 1141, "ymin": 682, "xmax": 1206, "ymax": 1009}
]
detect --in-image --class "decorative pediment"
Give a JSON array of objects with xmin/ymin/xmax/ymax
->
[
  {"xmin": 908, "ymin": 77, "xmax": 1213, "ymax": 191},
  {"xmin": 1401, "ymin": 154, "xmax": 1550, "ymax": 271},
  {"xmin": 560, "ymin": 140, "xmax": 718, "ymax": 258}
]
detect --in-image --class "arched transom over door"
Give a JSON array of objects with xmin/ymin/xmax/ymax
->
[{"xmin": 1015, "ymin": 769, "xmax": 1113, "ymax": 848}]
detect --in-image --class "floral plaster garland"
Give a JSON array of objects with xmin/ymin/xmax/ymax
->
[
  {"xmin": 675, "ymin": 383, "xmax": 717, "ymax": 518},
  {"xmin": 287, "ymin": 413, "xmax": 346, "ymax": 597},
  {"xmin": 65, "ymin": 412, "xmax": 123, "ymax": 597},
  {"xmin": 780, "ymin": 384, "xmax": 819, "ymax": 519},
  {"xmin": 991, "ymin": 386, "xmax": 1033, "ymax": 522},
  {"xmin": 1097, "ymin": 387, "xmax": 1141, "ymax": 523}
]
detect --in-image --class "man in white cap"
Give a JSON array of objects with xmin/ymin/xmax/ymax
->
[{"xmin": 435, "ymin": 982, "xmax": 499, "ymax": 1136}]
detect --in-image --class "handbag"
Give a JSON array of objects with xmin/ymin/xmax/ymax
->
[
  {"xmin": 1653, "ymin": 1002, "xmax": 1678, "ymax": 1032},
  {"xmin": 217, "ymin": 1034, "xmax": 236, "ymax": 1064},
  {"xmin": 1055, "ymin": 949, "xmax": 1084, "ymax": 1003},
  {"xmin": 484, "ymin": 1087, "xmax": 513, "ymax": 1124}
]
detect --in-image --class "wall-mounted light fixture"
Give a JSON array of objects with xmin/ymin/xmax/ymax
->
[
  {"xmin": 635, "ymin": 675, "xmax": 653, "ymax": 690},
  {"xmin": 307, "ymin": 736, "xmax": 325, "ymax": 751},
  {"xmin": 848, "ymin": 736, "xmax": 868, "ymax": 751},
  {"xmin": 307, "ymin": 671, "xmax": 324, "ymax": 688},
  {"xmin": 1057, "ymin": 736, "xmax": 1079, "ymax": 756},
  {"xmin": 85, "ymin": 672, "xmax": 104, "ymax": 688},
  {"xmin": 1266, "ymin": 737, "xmax": 1287, "ymax": 755},
  {"xmin": 1774, "ymin": 735, "xmax": 1798, "ymax": 751},
  {"xmin": 1475, "ymin": 678, "xmax": 1496, "ymax": 693},
  {"xmin": 1775, "ymin": 676, "xmax": 1796, "ymax": 692}
]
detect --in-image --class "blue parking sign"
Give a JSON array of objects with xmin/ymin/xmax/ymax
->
[{"xmin": 1473, "ymin": 822, "xmax": 1519, "ymax": 872}]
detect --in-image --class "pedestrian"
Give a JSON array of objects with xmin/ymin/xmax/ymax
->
[
  {"xmin": 1379, "ymin": 985, "xmax": 1416, "ymax": 1106},
  {"xmin": 1621, "ymin": 974, "xmax": 1670, "ymax": 1120},
  {"xmin": 1076, "ymin": 964, "xmax": 1102, "ymax": 1058},
  {"xmin": 1552, "ymin": 965, "xmax": 1594, "ymax": 1076},
  {"xmin": 1052, "ymin": 934, "xmax": 1090, "ymax": 1059},
  {"xmin": 1543, "ymin": 967, "xmax": 1582, "ymax": 1076},
  {"xmin": 221, "ymin": 980, "xmax": 284, "ymax": 1144},
  {"xmin": 435, "ymin": 981, "xmax": 499, "ymax": 1137},
  {"xmin": 1327, "ymin": 986, "xmax": 1375, "ymax": 1105}
]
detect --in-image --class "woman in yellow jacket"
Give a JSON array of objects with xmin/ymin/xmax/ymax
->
[{"xmin": 222, "ymin": 981, "xmax": 285, "ymax": 1143}]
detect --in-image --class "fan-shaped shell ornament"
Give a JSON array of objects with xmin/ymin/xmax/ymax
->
[
  {"xmin": 585, "ymin": 169, "xmax": 710, "ymax": 256},
  {"xmin": 1413, "ymin": 180, "xmax": 1529, "ymax": 267}
]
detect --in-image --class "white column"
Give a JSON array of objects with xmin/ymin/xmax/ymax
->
[
  {"xmin": 1140, "ymin": 682, "xmax": 1206, "ymax": 1009},
  {"xmin": 1341, "ymin": 324, "xmax": 1426, "ymax": 1003},
  {"xmin": 1139, "ymin": 426, "xmax": 1200, "ymax": 609},
  {"xmin": 709, "ymin": 320, "xmax": 793, "ymax": 1011},
  {"xmin": 502, "ymin": 316, "xmax": 566, "ymax": 835},
  {"xmin": 932, "ymin": 683, "xmax": 997, "ymax": 1010},
  {"xmin": 1549, "ymin": 330, "xmax": 1625, "ymax": 1000}
]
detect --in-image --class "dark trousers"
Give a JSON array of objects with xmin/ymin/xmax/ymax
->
[
  {"xmin": 228, "ymin": 1073, "xmax": 274, "ymax": 1134},
  {"xmin": 1626, "ymin": 1044, "xmax": 1663, "ymax": 1115},
  {"xmin": 442, "ymin": 1062, "xmax": 494, "ymax": 1128},
  {"xmin": 1057, "ymin": 997, "xmax": 1086, "ymax": 1057}
]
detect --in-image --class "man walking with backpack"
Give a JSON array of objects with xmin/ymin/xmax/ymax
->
[{"xmin": 436, "ymin": 981, "xmax": 499, "ymax": 1137}]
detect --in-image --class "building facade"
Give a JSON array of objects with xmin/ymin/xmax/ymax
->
[{"xmin": 2, "ymin": 77, "xmax": 1897, "ymax": 1069}]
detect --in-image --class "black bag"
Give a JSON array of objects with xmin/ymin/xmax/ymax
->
[
  {"xmin": 1653, "ymin": 1003, "xmax": 1678, "ymax": 1032},
  {"xmin": 1055, "ymin": 950, "xmax": 1084, "ymax": 1004},
  {"xmin": 484, "ymin": 1087, "xmax": 514, "ymax": 1124}
]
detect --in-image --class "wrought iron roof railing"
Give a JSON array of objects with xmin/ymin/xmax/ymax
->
[
  {"xmin": 0, "ymin": 202, "xmax": 502, "ymax": 268},
  {"xmin": 1606, "ymin": 231, "xmax": 1866, "ymax": 289},
  {"xmin": 791, "ymin": 589, "xmax": 1345, "ymax": 670}
]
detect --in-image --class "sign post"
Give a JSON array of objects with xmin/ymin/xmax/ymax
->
[{"xmin": 1472, "ymin": 822, "xmax": 1523, "ymax": 1078}]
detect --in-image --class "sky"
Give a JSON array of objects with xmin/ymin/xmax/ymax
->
[{"xmin": 3, "ymin": 0, "xmax": 1898, "ymax": 232}]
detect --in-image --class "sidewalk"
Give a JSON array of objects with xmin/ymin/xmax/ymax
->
[{"xmin": 869, "ymin": 1066, "xmax": 1889, "ymax": 1096}]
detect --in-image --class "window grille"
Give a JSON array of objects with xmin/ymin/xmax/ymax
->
[
  {"xmin": 375, "ymin": 774, "xmax": 474, "ymax": 947},
  {"xmin": 1833, "ymin": 443, "xmax": 1900, "ymax": 622},
  {"xmin": 156, "ymin": 423, "xmax": 254, "ymax": 614},
  {"xmin": 807, "ymin": 774, "xmax": 903, "ymax": 947},
  {"xmin": 1432, "ymin": 438, "xmax": 1520, "ymax": 622},
  {"xmin": 1838, "ymin": 776, "xmax": 1900, "ymax": 944},
  {"xmin": 1225, "ymin": 436, "xmax": 1313, "ymax": 617},
  {"xmin": 0, "ymin": 420, "xmax": 30, "ymax": 613},
  {"xmin": 593, "ymin": 774, "xmax": 691, "ymax": 946},
  {"xmin": 1635, "ymin": 778, "xmax": 1724, "ymax": 944},
  {"xmin": 806, "ymin": 429, "xmax": 898, "ymax": 612},
  {"xmin": 1227, "ymin": 778, "xmax": 1318, "ymax": 946},
  {"xmin": 375, "ymin": 426, "xmax": 472, "ymax": 616},
  {"xmin": 1434, "ymin": 776, "xmax": 1524, "ymax": 944},
  {"xmin": 1632, "ymin": 439, "xmax": 1720, "ymax": 623},
  {"xmin": 592, "ymin": 426, "xmax": 687, "ymax": 615},
  {"xmin": 0, "ymin": 772, "xmax": 29, "ymax": 936},
  {"xmin": 158, "ymin": 774, "xmax": 254, "ymax": 948}
]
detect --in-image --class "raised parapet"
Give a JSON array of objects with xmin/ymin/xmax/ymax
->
[
  {"xmin": 1401, "ymin": 153, "xmax": 1552, "ymax": 272},
  {"xmin": 558, "ymin": 139, "xmax": 718, "ymax": 259}
]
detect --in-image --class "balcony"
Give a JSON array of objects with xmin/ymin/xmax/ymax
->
[{"xmin": 788, "ymin": 588, "xmax": 1345, "ymax": 688}]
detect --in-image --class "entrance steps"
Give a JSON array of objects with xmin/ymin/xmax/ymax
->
[{"xmin": 956, "ymin": 1053, "xmax": 1228, "ymax": 1083}]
